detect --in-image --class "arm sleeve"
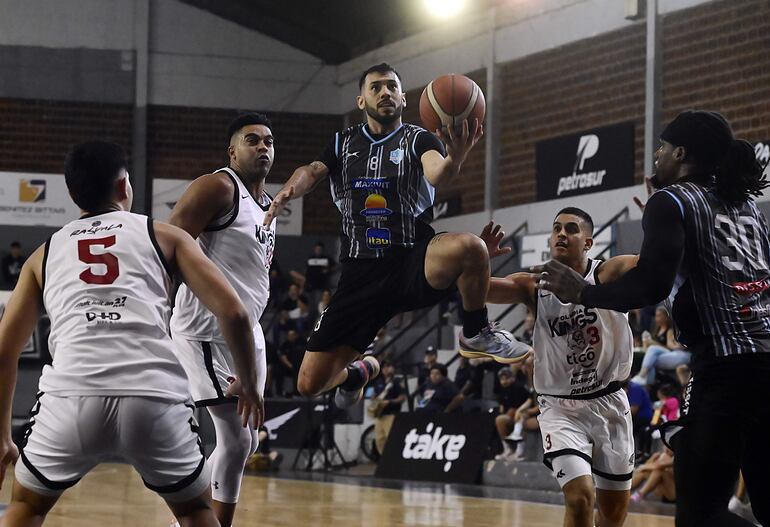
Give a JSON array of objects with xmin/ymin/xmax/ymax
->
[
  {"xmin": 317, "ymin": 136, "xmax": 338, "ymax": 174},
  {"xmin": 581, "ymin": 191, "xmax": 685, "ymax": 311},
  {"xmin": 414, "ymin": 131, "xmax": 446, "ymax": 158}
]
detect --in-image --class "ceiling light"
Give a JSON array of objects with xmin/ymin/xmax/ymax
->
[{"xmin": 423, "ymin": 0, "xmax": 466, "ymax": 19}]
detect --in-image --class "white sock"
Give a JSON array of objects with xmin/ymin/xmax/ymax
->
[
  {"xmin": 512, "ymin": 421, "xmax": 524, "ymax": 441},
  {"xmin": 514, "ymin": 441, "xmax": 526, "ymax": 456}
]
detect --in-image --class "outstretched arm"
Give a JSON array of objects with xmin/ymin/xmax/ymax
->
[
  {"xmin": 535, "ymin": 191, "xmax": 684, "ymax": 311},
  {"xmin": 488, "ymin": 273, "xmax": 537, "ymax": 311},
  {"xmin": 263, "ymin": 161, "xmax": 328, "ymax": 227}
]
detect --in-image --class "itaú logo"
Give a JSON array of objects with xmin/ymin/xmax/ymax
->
[{"xmin": 401, "ymin": 422, "xmax": 467, "ymax": 472}]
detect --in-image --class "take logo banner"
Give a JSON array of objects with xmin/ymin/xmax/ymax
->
[
  {"xmin": 376, "ymin": 412, "xmax": 495, "ymax": 484},
  {"xmin": 536, "ymin": 122, "xmax": 635, "ymax": 201}
]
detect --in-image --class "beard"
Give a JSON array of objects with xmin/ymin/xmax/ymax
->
[{"xmin": 365, "ymin": 102, "xmax": 402, "ymax": 125}]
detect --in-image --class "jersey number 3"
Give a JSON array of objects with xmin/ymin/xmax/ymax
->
[{"xmin": 78, "ymin": 236, "xmax": 119, "ymax": 285}]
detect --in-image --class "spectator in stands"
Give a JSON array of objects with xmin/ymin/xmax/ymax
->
[
  {"xmin": 276, "ymin": 329, "xmax": 305, "ymax": 395},
  {"xmin": 416, "ymin": 363, "xmax": 463, "ymax": 414},
  {"xmin": 317, "ymin": 289, "xmax": 332, "ymax": 315},
  {"xmin": 268, "ymin": 259, "xmax": 288, "ymax": 309},
  {"xmin": 280, "ymin": 284, "xmax": 311, "ymax": 334},
  {"xmin": 272, "ymin": 310, "xmax": 292, "ymax": 347},
  {"xmin": 630, "ymin": 448, "xmax": 675, "ymax": 503},
  {"xmin": 656, "ymin": 384, "xmax": 680, "ymax": 423},
  {"xmin": 454, "ymin": 356, "xmax": 482, "ymax": 399},
  {"xmin": 622, "ymin": 378, "xmax": 654, "ymax": 458},
  {"xmin": 368, "ymin": 360, "xmax": 406, "ymax": 455},
  {"xmin": 494, "ymin": 367, "xmax": 531, "ymax": 460},
  {"xmin": 631, "ymin": 307, "xmax": 691, "ymax": 386},
  {"xmin": 417, "ymin": 346, "xmax": 438, "ymax": 395},
  {"xmin": 2, "ymin": 241, "xmax": 25, "ymax": 288},
  {"xmin": 303, "ymin": 242, "xmax": 335, "ymax": 308},
  {"xmin": 264, "ymin": 339, "xmax": 278, "ymax": 397}
]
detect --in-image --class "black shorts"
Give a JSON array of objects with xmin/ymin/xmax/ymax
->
[{"xmin": 306, "ymin": 237, "xmax": 456, "ymax": 353}]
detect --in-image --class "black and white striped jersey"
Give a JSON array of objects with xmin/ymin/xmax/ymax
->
[
  {"xmin": 661, "ymin": 182, "xmax": 770, "ymax": 356},
  {"xmin": 320, "ymin": 123, "xmax": 444, "ymax": 260}
]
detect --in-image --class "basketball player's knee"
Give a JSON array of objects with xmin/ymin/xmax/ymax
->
[
  {"xmin": 457, "ymin": 233, "xmax": 488, "ymax": 262},
  {"xmin": 297, "ymin": 375, "xmax": 322, "ymax": 397},
  {"xmin": 564, "ymin": 484, "xmax": 594, "ymax": 516}
]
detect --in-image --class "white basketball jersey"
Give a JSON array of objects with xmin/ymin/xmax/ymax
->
[
  {"xmin": 40, "ymin": 210, "xmax": 188, "ymax": 401},
  {"xmin": 533, "ymin": 259, "xmax": 633, "ymax": 397},
  {"xmin": 171, "ymin": 168, "xmax": 275, "ymax": 342}
]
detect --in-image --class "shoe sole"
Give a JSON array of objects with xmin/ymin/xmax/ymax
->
[{"xmin": 458, "ymin": 348, "xmax": 531, "ymax": 364}]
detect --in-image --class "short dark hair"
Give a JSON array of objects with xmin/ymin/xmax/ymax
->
[
  {"xmin": 430, "ymin": 363, "xmax": 448, "ymax": 377},
  {"xmin": 10, "ymin": 241, "xmax": 20, "ymax": 248},
  {"xmin": 497, "ymin": 367, "xmax": 513, "ymax": 379},
  {"xmin": 227, "ymin": 112, "xmax": 273, "ymax": 143},
  {"xmin": 358, "ymin": 62, "xmax": 402, "ymax": 90},
  {"xmin": 425, "ymin": 346, "xmax": 437, "ymax": 356},
  {"xmin": 64, "ymin": 141, "xmax": 128, "ymax": 212},
  {"xmin": 555, "ymin": 207, "xmax": 594, "ymax": 235},
  {"xmin": 315, "ymin": 241, "xmax": 325, "ymax": 248}
]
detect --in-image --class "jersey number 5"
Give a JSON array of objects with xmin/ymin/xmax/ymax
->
[{"xmin": 78, "ymin": 236, "xmax": 119, "ymax": 285}]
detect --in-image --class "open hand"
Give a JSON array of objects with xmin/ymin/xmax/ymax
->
[
  {"xmin": 226, "ymin": 376, "xmax": 265, "ymax": 429},
  {"xmin": 263, "ymin": 185, "xmax": 295, "ymax": 227},
  {"xmin": 436, "ymin": 118, "xmax": 484, "ymax": 164},
  {"xmin": 633, "ymin": 177, "xmax": 655, "ymax": 212},
  {"xmin": 479, "ymin": 221, "xmax": 512, "ymax": 259}
]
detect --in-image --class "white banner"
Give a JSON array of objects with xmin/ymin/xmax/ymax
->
[
  {"xmin": 0, "ymin": 172, "xmax": 81, "ymax": 227},
  {"xmin": 520, "ymin": 229, "xmax": 612, "ymax": 269},
  {"xmin": 152, "ymin": 178, "xmax": 302, "ymax": 235}
]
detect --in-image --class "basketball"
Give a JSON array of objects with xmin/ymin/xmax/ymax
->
[{"xmin": 419, "ymin": 74, "xmax": 486, "ymax": 133}]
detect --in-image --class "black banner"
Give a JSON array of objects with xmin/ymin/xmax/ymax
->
[
  {"xmin": 375, "ymin": 412, "xmax": 495, "ymax": 484},
  {"xmin": 536, "ymin": 122, "xmax": 635, "ymax": 201},
  {"xmin": 262, "ymin": 397, "xmax": 363, "ymax": 449}
]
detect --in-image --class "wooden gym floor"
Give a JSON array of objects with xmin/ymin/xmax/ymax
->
[{"xmin": 0, "ymin": 464, "xmax": 674, "ymax": 526}]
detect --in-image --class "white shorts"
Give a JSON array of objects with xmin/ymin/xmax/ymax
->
[
  {"xmin": 172, "ymin": 325, "xmax": 267, "ymax": 407},
  {"xmin": 537, "ymin": 389, "xmax": 634, "ymax": 490},
  {"xmin": 15, "ymin": 394, "xmax": 209, "ymax": 502}
]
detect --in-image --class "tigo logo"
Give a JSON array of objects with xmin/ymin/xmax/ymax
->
[{"xmin": 19, "ymin": 179, "xmax": 46, "ymax": 202}]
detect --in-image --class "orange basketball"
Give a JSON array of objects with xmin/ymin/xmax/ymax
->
[{"xmin": 419, "ymin": 74, "xmax": 485, "ymax": 133}]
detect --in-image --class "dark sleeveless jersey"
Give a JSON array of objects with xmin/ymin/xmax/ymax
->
[
  {"xmin": 661, "ymin": 182, "xmax": 770, "ymax": 356},
  {"xmin": 324, "ymin": 123, "xmax": 440, "ymax": 259}
]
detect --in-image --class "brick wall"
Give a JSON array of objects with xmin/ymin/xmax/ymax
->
[
  {"xmin": 661, "ymin": 0, "xmax": 770, "ymax": 142},
  {"xmin": 498, "ymin": 24, "xmax": 647, "ymax": 208},
  {"xmin": 0, "ymin": 100, "xmax": 341, "ymax": 235},
  {"xmin": 0, "ymin": 98, "xmax": 133, "ymax": 173},
  {"xmin": 147, "ymin": 105, "xmax": 342, "ymax": 235}
]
